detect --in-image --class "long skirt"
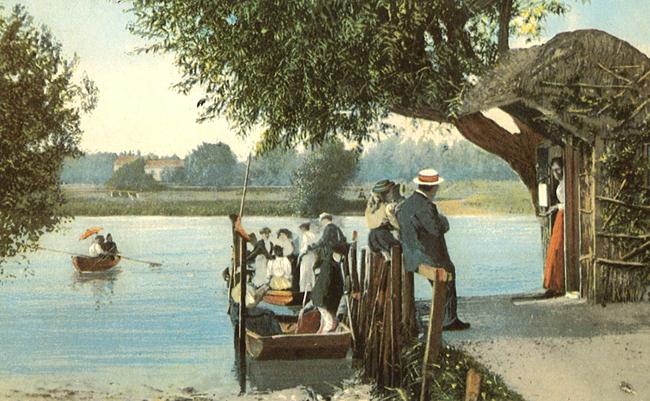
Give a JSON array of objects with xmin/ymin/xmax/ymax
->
[
  {"xmin": 299, "ymin": 252, "xmax": 317, "ymax": 292},
  {"xmin": 544, "ymin": 209, "xmax": 565, "ymax": 293}
]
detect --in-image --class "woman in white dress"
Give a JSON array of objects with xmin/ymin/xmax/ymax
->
[
  {"xmin": 266, "ymin": 245, "xmax": 292, "ymax": 290},
  {"xmin": 298, "ymin": 222, "xmax": 317, "ymax": 292}
]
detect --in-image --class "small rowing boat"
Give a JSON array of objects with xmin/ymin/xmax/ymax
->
[
  {"xmin": 262, "ymin": 289, "xmax": 309, "ymax": 306},
  {"xmin": 246, "ymin": 315, "xmax": 351, "ymax": 360},
  {"xmin": 72, "ymin": 255, "xmax": 121, "ymax": 273}
]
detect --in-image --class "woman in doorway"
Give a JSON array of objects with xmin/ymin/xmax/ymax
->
[{"xmin": 544, "ymin": 157, "xmax": 565, "ymax": 297}]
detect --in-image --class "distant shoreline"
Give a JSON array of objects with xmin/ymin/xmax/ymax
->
[{"xmin": 61, "ymin": 181, "xmax": 534, "ymax": 217}]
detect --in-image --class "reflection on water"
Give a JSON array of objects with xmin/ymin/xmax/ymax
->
[
  {"xmin": 71, "ymin": 270, "xmax": 121, "ymax": 310},
  {"xmin": 0, "ymin": 215, "xmax": 542, "ymax": 396},
  {"xmin": 246, "ymin": 358, "xmax": 355, "ymax": 396}
]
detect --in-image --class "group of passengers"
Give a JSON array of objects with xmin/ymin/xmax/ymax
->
[
  {"xmin": 230, "ymin": 212, "xmax": 348, "ymax": 335},
  {"xmin": 88, "ymin": 234, "xmax": 119, "ymax": 258}
]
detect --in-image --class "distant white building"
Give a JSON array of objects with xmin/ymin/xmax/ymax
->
[
  {"xmin": 113, "ymin": 156, "xmax": 184, "ymax": 182},
  {"xmin": 144, "ymin": 159, "xmax": 185, "ymax": 181},
  {"xmin": 113, "ymin": 155, "xmax": 139, "ymax": 172}
]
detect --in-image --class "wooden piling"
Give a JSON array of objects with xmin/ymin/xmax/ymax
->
[
  {"xmin": 464, "ymin": 368, "xmax": 482, "ymax": 401},
  {"xmin": 238, "ymin": 235, "xmax": 247, "ymax": 361},
  {"xmin": 402, "ymin": 268, "xmax": 417, "ymax": 340},
  {"xmin": 419, "ymin": 265, "xmax": 450, "ymax": 401},
  {"xmin": 390, "ymin": 246, "xmax": 403, "ymax": 386}
]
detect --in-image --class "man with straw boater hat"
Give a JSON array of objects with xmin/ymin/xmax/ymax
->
[{"xmin": 397, "ymin": 169, "xmax": 470, "ymax": 331}]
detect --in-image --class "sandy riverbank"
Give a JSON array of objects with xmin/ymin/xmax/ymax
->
[
  {"xmin": 440, "ymin": 295, "xmax": 650, "ymax": 401},
  {"xmin": 0, "ymin": 378, "xmax": 372, "ymax": 401}
]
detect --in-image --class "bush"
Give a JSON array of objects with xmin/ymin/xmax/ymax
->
[
  {"xmin": 290, "ymin": 141, "xmax": 358, "ymax": 216},
  {"xmin": 106, "ymin": 158, "xmax": 162, "ymax": 191}
]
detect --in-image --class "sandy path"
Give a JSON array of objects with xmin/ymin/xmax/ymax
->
[{"xmin": 442, "ymin": 295, "xmax": 650, "ymax": 401}]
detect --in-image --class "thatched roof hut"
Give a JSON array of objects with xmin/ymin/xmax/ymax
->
[{"xmin": 461, "ymin": 29, "xmax": 649, "ymax": 303}]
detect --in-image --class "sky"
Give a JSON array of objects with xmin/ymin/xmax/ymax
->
[{"xmin": 1, "ymin": 0, "xmax": 649, "ymax": 159}]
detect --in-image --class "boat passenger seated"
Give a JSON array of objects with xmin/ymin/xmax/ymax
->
[
  {"xmin": 89, "ymin": 235, "xmax": 106, "ymax": 257},
  {"xmin": 229, "ymin": 273, "xmax": 280, "ymax": 336},
  {"xmin": 295, "ymin": 304, "xmax": 338, "ymax": 334},
  {"xmin": 102, "ymin": 233, "xmax": 118, "ymax": 256},
  {"xmin": 267, "ymin": 245, "xmax": 292, "ymax": 290}
]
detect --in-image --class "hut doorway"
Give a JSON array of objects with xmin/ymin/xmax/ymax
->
[{"xmin": 536, "ymin": 141, "xmax": 583, "ymax": 295}]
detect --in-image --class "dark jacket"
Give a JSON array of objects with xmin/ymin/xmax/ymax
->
[
  {"xmin": 396, "ymin": 192, "xmax": 451, "ymax": 273},
  {"xmin": 310, "ymin": 255, "xmax": 344, "ymax": 314},
  {"xmin": 368, "ymin": 224, "xmax": 400, "ymax": 254},
  {"xmin": 247, "ymin": 239, "xmax": 273, "ymax": 263},
  {"xmin": 101, "ymin": 241, "xmax": 118, "ymax": 256},
  {"xmin": 308, "ymin": 223, "xmax": 346, "ymax": 259}
]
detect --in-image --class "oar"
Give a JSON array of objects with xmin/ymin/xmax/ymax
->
[
  {"xmin": 116, "ymin": 254, "xmax": 162, "ymax": 267},
  {"xmin": 38, "ymin": 247, "xmax": 162, "ymax": 267}
]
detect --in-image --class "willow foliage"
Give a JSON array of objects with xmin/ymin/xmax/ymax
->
[
  {"xmin": 125, "ymin": 0, "xmax": 577, "ymax": 152},
  {"xmin": 0, "ymin": 5, "xmax": 97, "ymax": 263}
]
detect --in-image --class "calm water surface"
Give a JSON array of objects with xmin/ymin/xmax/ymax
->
[{"xmin": 0, "ymin": 215, "xmax": 542, "ymax": 395}]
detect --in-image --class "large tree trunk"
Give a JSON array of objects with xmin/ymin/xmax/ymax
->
[
  {"xmin": 454, "ymin": 112, "xmax": 544, "ymax": 209},
  {"xmin": 392, "ymin": 107, "xmax": 545, "ymax": 210}
]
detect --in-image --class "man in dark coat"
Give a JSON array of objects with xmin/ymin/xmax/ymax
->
[
  {"xmin": 307, "ymin": 213, "xmax": 347, "ymax": 262},
  {"xmin": 311, "ymin": 240, "xmax": 347, "ymax": 317},
  {"xmin": 397, "ymin": 169, "xmax": 470, "ymax": 331},
  {"xmin": 246, "ymin": 227, "xmax": 274, "ymax": 263}
]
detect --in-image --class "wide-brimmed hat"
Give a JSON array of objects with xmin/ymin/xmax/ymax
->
[
  {"xmin": 412, "ymin": 168, "xmax": 445, "ymax": 186},
  {"xmin": 319, "ymin": 212, "xmax": 333, "ymax": 221},
  {"xmin": 372, "ymin": 179, "xmax": 396, "ymax": 194},
  {"xmin": 260, "ymin": 227, "xmax": 272, "ymax": 234},
  {"xmin": 298, "ymin": 222, "xmax": 310, "ymax": 230}
]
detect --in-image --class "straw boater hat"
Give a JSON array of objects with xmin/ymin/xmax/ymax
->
[{"xmin": 413, "ymin": 168, "xmax": 445, "ymax": 186}]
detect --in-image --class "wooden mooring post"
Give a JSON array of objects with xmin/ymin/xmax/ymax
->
[
  {"xmin": 237, "ymin": 235, "xmax": 247, "ymax": 361},
  {"xmin": 418, "ymin": 265, "xmax": 451, "ymax": 401}
]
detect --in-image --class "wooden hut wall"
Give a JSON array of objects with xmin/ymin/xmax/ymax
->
[
  {"xmin": 594, "ymin": 138, "xmax": 649, "ymax": 303},
  {"xmin": 578, "ymin": 141, "xmax": 596, "ymax": 299}
]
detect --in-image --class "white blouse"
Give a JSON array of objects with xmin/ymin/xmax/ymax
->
[{"xmin": 556, "ymin": 178, "xmax": 565, "ymax": 210}]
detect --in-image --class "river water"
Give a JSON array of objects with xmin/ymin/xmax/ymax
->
[{"xmin": 0, "ymin": 215, "xmax": 542, "ymax": 396}]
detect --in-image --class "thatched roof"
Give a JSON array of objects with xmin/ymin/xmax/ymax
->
[{"xmin": 462, "ymin": 30, "xmax": 650, "ymax": 142}]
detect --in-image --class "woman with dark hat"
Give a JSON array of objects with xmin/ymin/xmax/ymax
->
[
  {"xmin": 365, "ymin": 179, "xmax": 402, "ymax": 258},
  {"xmin": 247, "ymin": 227, "xmax": 274, "ymax": 286}
]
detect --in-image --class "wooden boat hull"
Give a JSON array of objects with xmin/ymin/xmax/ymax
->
[
  {"xmin": 245, "ymin": 315, "xmax": 351, "ymax": 360},
  {"xmin": 72, "ymin": 255, "xmax": 121, "ymax": 272},
  {"xmin": 262, "ymin": 290, "xmax": 309, "ymax": 306}
]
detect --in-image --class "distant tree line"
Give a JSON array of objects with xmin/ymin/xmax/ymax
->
[
  {"xmin": 357, "ymin": 136, "xmax": 518, "ymax": 183},
  {"xmin": 60, "ymin": 136, "xmax": 517, "ymax": 190}
]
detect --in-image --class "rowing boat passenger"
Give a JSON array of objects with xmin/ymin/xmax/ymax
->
[
  {"xmin": 89, "ymin": 235, "xmax": 105, "ymax": 257},
  {"xmin": 267, "ymin": 245, "xmax": 292, "ymax": 290},
  {"xmin": 102, "ymin": 233, "xmax": 118, "ymax": 256}
]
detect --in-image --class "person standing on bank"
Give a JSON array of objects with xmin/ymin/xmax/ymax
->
[
  {"xmin": 397, "ymin": 169, "xmax": 470, "ymax": 331},
  {"xmin": 543, "ymin": 157, "xmax": 566, "ymax": 297}
]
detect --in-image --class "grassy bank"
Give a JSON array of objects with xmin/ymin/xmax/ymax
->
[
  {"xmin": 61, "ymin": 180, "xmax": 532, "ymax": 216},
  {"xmin": 378, "ymin": 343, "xmax": 524, "ymax": 401}
]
